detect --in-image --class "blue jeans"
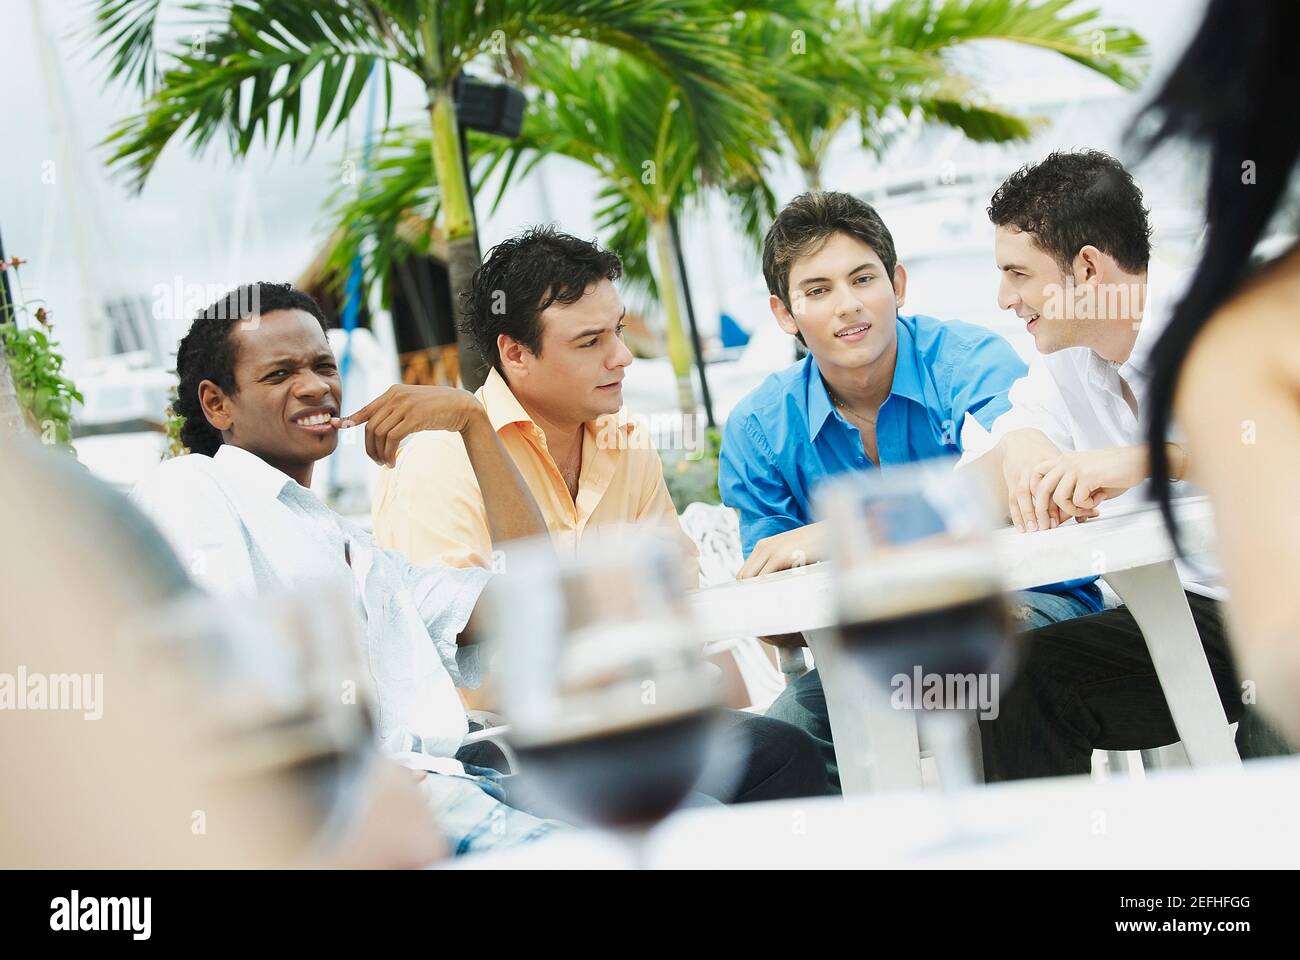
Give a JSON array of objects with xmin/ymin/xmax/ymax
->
[
  {"xmin": 1008, "ymin": 584, "xmax": 1106, "ymax": 631},
  {"xmin": 418, "ymin": 770, "xmax": 562, "ymax": 857},
  {"xmin": 764, "ymin": 586, "xmax": 1102, "ymax": 792}
]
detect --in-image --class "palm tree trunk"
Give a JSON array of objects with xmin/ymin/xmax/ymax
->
[
  {"xmin": 650, "ymin": 215, "xmax": 696, "ymax": 416},
  {"xmin": 428, "ymin": 87, "xmax": 490, "ymax": 391},
  {"xmin": 801, "ymin": 163, "xmax": 823, "ymax": 192}
]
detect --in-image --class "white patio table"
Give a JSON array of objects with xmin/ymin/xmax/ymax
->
[{"xmin": 686, "ymin": 497, "xmax": 1240, "ymax": 796}]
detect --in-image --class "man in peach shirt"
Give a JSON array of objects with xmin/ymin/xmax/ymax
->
[
  {"xmin": 374, "ymin": 226, "xmax": 829, "ymax": 804},
  {"xmin": 372, "ymin": 243, "xmax": 694, "ymax": 575}
]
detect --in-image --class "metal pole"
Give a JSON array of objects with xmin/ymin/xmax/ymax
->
[
  {"xmin": 458, "ymin": 124, "xmax": 483, "ymax": 261},
  {"xmin": 668, "ymin": 210, "xmax": 715, "ymax": 428}
]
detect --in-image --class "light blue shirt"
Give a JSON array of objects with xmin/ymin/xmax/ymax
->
[{"xmin": 719, "ymin": 313, "xmax": 1101, "ymax": 610}]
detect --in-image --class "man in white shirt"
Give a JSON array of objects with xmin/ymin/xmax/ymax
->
[
  {"xmin": 130, "ymin": 281, "xmax": 558, "ymax": 853},
  {"xmin": 961, "ymin": 151, "xmax": 1257, "ymax": 779}
]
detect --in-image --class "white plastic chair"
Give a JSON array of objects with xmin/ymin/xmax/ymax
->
[{"xmin": 680, "ymin": 502, "xmax": 796, "ymax": 712}]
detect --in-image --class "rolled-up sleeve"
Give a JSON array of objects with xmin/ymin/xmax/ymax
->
[
  {"xmin": 719, "ymin": 413, "xmax": 805, "ymax": 557},
  {"xmin": 398, "ymin": 558, "xmax": 493, "ymax": 688}
]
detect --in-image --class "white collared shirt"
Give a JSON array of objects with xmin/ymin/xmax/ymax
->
[
  {"xmin": 961, "ymin": 261, "xmax": 1223, "ymax": 598},
  {"xmin": 130, "ymin": 444, "xmax": 491, "ymax": 764}
]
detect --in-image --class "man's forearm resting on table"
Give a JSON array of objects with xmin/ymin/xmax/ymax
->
[{"xmin": 460, "ymin": 412, "xmax": 548, "ymax": 545}]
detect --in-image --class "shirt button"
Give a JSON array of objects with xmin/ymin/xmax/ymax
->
[{"xmin": 856, "ymin": 456, "xmax": 866, "ymax": 465}]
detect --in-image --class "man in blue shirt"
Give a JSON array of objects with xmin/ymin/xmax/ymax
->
[{"xmin": 719, "ymin": 191, "xmax": 1101, "ymax": 788}]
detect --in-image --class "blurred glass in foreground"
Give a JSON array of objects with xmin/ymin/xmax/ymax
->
[
  {"xmin": 816, "ymin": 458, "xmax": 1015, "ymax": 789},
  {"xmin": 481, "ymin": 528, "xmax": 723, "ymax": 835}
]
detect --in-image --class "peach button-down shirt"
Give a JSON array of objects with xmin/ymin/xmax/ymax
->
[{"xmin": 372, "ymin": 368, "xmax": 699, "ymax": 579}]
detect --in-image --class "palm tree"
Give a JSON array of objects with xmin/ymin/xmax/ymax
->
[
  {"xmin": 746, "ymin": 0, "xmax": 1147, "ymax": 190},
  {"xmin": 330, "ymin": 0, "xmax": 1144, "ymax": 415},
  {"xmin": 86, "ymin": 0, "xmax": 789, "ymax": 390}
]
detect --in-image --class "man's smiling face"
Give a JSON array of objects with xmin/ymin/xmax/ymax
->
[
  {"xmin": 772, "ymin": 231, "xmax": 904, "ymax": 375},
  {"xmin": 995, "ymin": 225, "xmax": 1079, "ymax": 354},
  {"xmin": 204, "ymin": 309, "xmax": 343, "ymax": 476}
]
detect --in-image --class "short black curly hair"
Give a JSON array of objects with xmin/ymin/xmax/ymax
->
[
  {"xmin": 172, "ymin": 282, "xmax": 328, "ymax": 456},
  {"xmin": 988, "ymin": 149, "xmax": 1152, "ymax": 274},
  {"xmin": 463, "ymin": 226, "xmax": 622, "ymax": 376}
]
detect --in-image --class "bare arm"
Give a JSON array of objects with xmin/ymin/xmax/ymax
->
[
  {"xmin": 1175, "ymin": 263, "xmax": 1300, "ymax": 743},
  {"xmin": 340, "ymin": 384, "xmax": 547, "ymax": 547},
  {"xmin": 458, "ymin": 408, "xmax": 547, "ymax": 547}
]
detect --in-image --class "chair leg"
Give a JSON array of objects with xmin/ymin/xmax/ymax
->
[
  {"xmin": 1103, "ymin": 561, "xmax": 1241, "ymax": 768},
  {"xmin": 806, "ymin": 627, "xmax": 923, "ymax": 796}
]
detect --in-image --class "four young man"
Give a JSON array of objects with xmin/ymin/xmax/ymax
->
[{"xmin": 133, "ymin": 148, "xmax": 1255, "ymax": 852}]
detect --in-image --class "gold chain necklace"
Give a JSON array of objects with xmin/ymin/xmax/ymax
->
[{"xmin": 829, "ymin": 388, "xmax": 878, "ymax": 425}]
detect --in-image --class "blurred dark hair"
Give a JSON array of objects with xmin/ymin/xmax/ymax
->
[
  {"xmin": 987, "ymin": 149, "xmax": 1152, "ymax": 273},
  {"xmin": 763, "ymin": 191, "xmax": 898, "ymax": 315},
  {"xmin": 1131, "ymin": 0, "xmax": 1300, "ymax": 545},
  {"xmin": 463, "ymin": 226, "xmax": 622, "ymax": 376},
  {"xmin": 173, "ymin": 283, "xmax": 328, "ymax": 456}
]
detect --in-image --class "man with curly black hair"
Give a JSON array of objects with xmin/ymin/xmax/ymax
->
[
  {"xmin": 132, "ymin": 281, "xmax": 558, "ymax": 855},
  {"xmin": 959, "ymin": 151, "xmax": 1262, "ymax": 780}
]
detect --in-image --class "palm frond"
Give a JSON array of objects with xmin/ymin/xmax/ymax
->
[
  {"xmin": 432, "ymin": 1, "xmax": 798, "ymax": 178},
  {"xmin": 868, "ymin": 0, "xmax": 1146, "ymax": 88},
  {"xmin": 324, "ymin": 124, "xmax": 443, "ymax": 307},
  {"xmin": 100, "ymin": 0, "xmax": 400, "ymax": 190}
]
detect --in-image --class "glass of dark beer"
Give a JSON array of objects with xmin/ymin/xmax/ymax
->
[
  {"xmin": 815, "ymin": 457, "xmax": 1013, "ymax": 792},
  {"xmin": 481, "ymin": 528, "xmax": 723, "ymax": 858}
]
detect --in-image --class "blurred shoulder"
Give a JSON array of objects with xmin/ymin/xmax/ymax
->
[{"xmin": 1190, "ymin": 246, "xmax": 1300, "ymax": 380}]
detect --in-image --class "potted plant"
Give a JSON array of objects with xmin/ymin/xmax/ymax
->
[{"xmin": 0, "ymin": 256, "xmax": 84, "ymax": 451}]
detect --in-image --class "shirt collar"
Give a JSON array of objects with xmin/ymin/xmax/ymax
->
[
  {"xmin": 1125, "ymin": 260, "xmax": 1189, "ymax": 375},
  {"xmin": 806, "ymin": 316, "xmax": 922, "ymax": 439},
  {"xmin": 478, "ymin": 366, "xmax": 637, "ymax": 439},
  {"xmin": 478, "ymin": 367, "xmax": 536, "ymax": 433},
  {"xmin": 213, "ymin": 443, "xmax": 298, "ymax": 500}
]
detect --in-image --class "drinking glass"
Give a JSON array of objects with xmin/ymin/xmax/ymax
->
[
  {"xmin": 815, "ymin": 458, "xmax": 1015, "ymax": 834},
  {"xmin": 479, "ymin": 528, "xmax": 724, "ymax": 862}
]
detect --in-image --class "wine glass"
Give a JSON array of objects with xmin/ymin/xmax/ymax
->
[
  {"xmin": 815, "ymin": 458, "xmax": 1015, "ymax": 848},
  {"xmin": 479, "ymin": 527, "xmax": 725, "ymax": 864}
]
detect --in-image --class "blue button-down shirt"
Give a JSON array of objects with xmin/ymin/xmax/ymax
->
[{"xmin": 719, "ymin": 313, "xmax": 1101, "ymax": 611}]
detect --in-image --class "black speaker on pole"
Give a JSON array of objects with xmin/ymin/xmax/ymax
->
[{"xmin": 454, "ymin": 74, "xmax": 526, "ymax": 139}]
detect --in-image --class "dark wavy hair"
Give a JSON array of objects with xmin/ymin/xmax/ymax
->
[
  {"xmin": 1131, "ymin": 0, "xmax": 1300, "ymax": 547},
  {"xmin": 987, "ymin": 149, "xmax": 1152, "ymax": 274},
  {"xmin": 463, "ymin": 226, "xmax": 622, "ymax": 376},
  {"xmin": 763, "ymin": 190, "xmax": 898, "ymax": 313},
  {"xmin": 173, "ymin": 282, "xmax": 328, "ymax": 456}
]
